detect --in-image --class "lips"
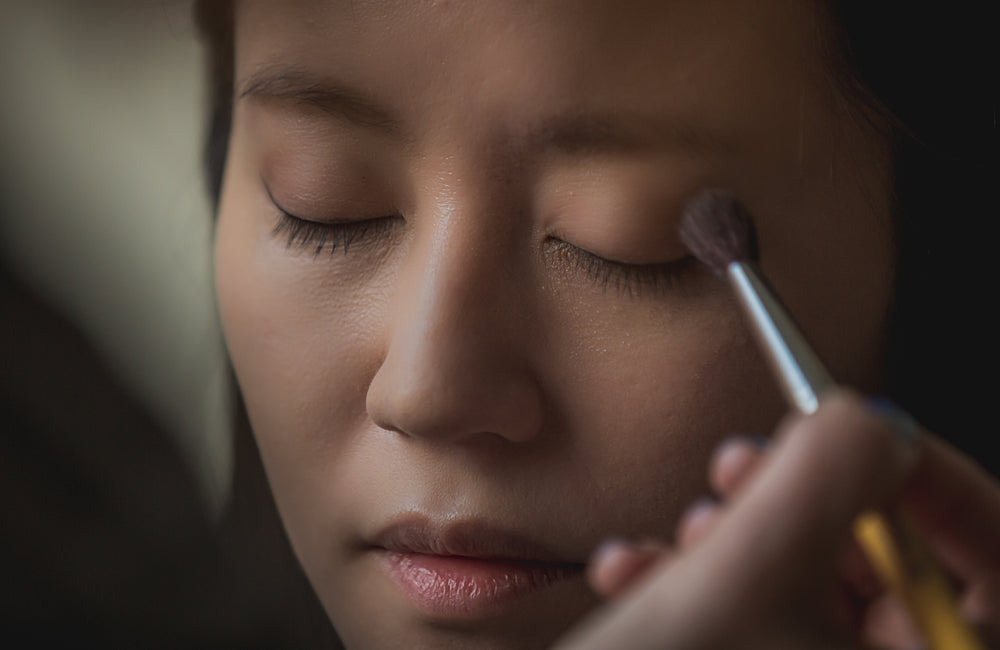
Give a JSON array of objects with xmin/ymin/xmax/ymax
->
[{"xmin": 371, "ymin": 516, "xmax": 586, "ymax": 618}]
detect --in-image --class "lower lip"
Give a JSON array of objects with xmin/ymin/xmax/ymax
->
[{"xmin": 380, "ymin": 551, "xmax": 583, "ymax": 618}]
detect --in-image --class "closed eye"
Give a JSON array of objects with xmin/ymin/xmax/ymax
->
[
  {"xmin": 546, "ymin": 239, "xmax": 698, "ymax": 297},
  {"xmin": 271, "ymin": 210, "xmax": 399, "ymax": 256},
  {"xmin": 263, "ymin": 179, "xmax": 401, "ymax": 256}
]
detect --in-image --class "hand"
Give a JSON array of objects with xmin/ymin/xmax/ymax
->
[{"xmin": 554, "ymin": 391, "xmax": 1000, "ymax": 649}]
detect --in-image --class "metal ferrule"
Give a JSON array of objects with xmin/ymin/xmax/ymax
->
[{"xmin": 727, "ymin": 261, "xmax": 836, "ymax": 415}]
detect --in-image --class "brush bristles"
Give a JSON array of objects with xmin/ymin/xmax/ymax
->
[{"xmin": 679, "ymin": 189, "xmax": 758, "ymax": 277}]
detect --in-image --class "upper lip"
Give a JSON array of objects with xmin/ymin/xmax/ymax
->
[{"xmin": 370, "ymin": 515, "xmax": 581, "ymax": 564}]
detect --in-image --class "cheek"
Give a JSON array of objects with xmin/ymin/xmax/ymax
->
[
  {"xmin": 214, "ymin": 172, "xmax": 388, "ymax": 531},
  {"xmin": 538, "ymin": 284, "xmax": 786, "ymax": 535}
]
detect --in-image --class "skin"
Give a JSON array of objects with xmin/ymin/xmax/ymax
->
[
  {"xmin": 560, "ymin": 395, "xmax": 1000, "ymax": 648},
  {"xmin": 214, "ymin": 0, "xmax": 894, "ymax": 647}
]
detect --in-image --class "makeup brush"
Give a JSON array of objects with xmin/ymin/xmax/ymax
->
[{"xmin": 679, "ymin": 189, "xmax": 983, "ymax": 650}]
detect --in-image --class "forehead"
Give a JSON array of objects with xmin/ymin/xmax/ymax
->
[{"xmin": 233, "ymin": 0, "xmax": 832, "ymax": 145}]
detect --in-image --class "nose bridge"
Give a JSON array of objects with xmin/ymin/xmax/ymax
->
[
  {"xmin": 366, "ymin": 185, "xmax": 542, "ymax": 444},
  {"xmin": 423, "ymin": 200, "xmax": 499, "ymax": 333},
  {"xmin": 408, "ymin": 174, "xmax": 512, "ymax": 356}
]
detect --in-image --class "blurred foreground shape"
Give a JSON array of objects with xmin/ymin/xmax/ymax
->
[{"xmin": 0, "ymin": 0, "xmax": 231, "ymax": 513}]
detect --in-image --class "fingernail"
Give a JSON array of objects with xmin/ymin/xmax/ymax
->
[
  {"xmin": 716, "ymin": 434, "xmax": 771, "ymax": 458},
  {"xmin": 745, "ymin": 434, "xmax": 772, "ymax": 450},
  {"xmin": 866, "ymin": 397, "xmax": 921, "ymax": 447},
  {"xmin": 591, "ymin": 537, "xmax": 632, "ymax": 564},
  {"xmin": 682, "ymin": 496, "xmax": 718, "ymax": 523},
  {"xmin": 720, "ymin": 434, "xmax": 771, "ymax": 450}
]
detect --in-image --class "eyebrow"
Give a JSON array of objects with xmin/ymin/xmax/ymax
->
[
  {"xmin": 239, "ymin": 67, "xmax": 402, "ymax": 136},
  {"xmin": 523, "ymin": 113, "xmax": 736, "ymax": 157},
  {"xmin": 239, "ymin": 67, "xmax": 736, "ymax": 157}
]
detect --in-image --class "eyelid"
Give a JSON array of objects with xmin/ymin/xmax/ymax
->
[
  {"xmin": 263, "ymin": 177, "xmax": 365, "ymax": 226},
  {"xmin": 261, "ymin": 177, "xmax": 400, "ymax": 255},
  {"xmin": 547, "ymin": 238, "xmax": 698, "ymax": 297}
]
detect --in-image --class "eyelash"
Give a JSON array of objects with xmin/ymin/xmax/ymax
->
[
  {"xmin": 264, "ymin": 183, "xmax": 693, "ymax": 295},
  {"xmin": 550, "ymin": 239, "xmax": 697, "ymax": 297},
  {"xmin": 272, "ymin": 210, "xmax": 398, "ymax": 256},
  {"xmin": 265, "ymin": 183, "xmax": 399, "ymax": 256}
]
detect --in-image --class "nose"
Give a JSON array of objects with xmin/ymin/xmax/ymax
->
[{"xmin": 366, "ymin": 206, "xmax": 544, "ymax": 445}]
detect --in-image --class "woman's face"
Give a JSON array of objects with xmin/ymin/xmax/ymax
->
[{"xmin": 215, "ymin": 0, "xmax": 894, "ymax": 647}]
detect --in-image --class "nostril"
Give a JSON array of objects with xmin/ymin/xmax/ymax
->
[
  {"xmin": 366, "ymin": 364, "xmax": 448, "ymax": 438},
  {"xmin": 367, "ymin": 378, "xmax": 473, "ymax": 441},
  {"xmin": 365, "ymin": 374, "xmax": 408, "ymax": 435},
  {"xmin": 364, "ymin": 244, "xmax": 543, "ymax": 444},
  {"xmin": 366, "ymin": 356, "xmax": 543, "ymax": 445}
]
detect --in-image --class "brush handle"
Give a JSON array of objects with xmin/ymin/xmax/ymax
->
[
  {"xmin": 855, "ymin": 509, "xmax": 984, "ymax": 650},
  {"xmin": 727, "ymin": 261, "xmax": 983, "ymax": 650},
  {"xmin": 727, "ymin": 262, "xmax": 835, "ymax": 413}
]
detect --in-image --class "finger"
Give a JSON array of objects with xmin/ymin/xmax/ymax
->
[
  {"xmin": 862, "ymin": 592, "xmax": 924, "ymax": 650},
  {"xmin": 710, "ymin": 436, "xmax": 768, "ymax": 497},
  {"xmin": 588, "ymin": 539, "xmax": 672, "ymax": 599},
  {"xmin": 962, "ymin": 574, "xmax": 1000, "ymax": 635},
  {"xmin": 700, "ymin": 391, "xmax": 919, "ymax": 602},
  {"xmin": 556, "ymin": 392, "xmax": 918, "ymax": 650},
  {"xmin": 837, "ymin": 538, "xmax": 883, "ymax": 604},
  {"xmin": 900, "ymin": 435, "xmax": 1000, "ymax": 580},
  {"xmin": 676, "ymin": 498, "xmax": 722, "ymax": 549},
  {"xmin": 828, "ymin": 540, "xmax": 900, "ymax": 642}
]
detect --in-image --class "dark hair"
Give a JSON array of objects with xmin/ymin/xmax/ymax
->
[
  {"xmin": 194, "ymin": 0, "xmax": 233, "ymax": 210},
  {"xmin": 194, "ymin": 1, "xmax": 999, "ymax": 472}
]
